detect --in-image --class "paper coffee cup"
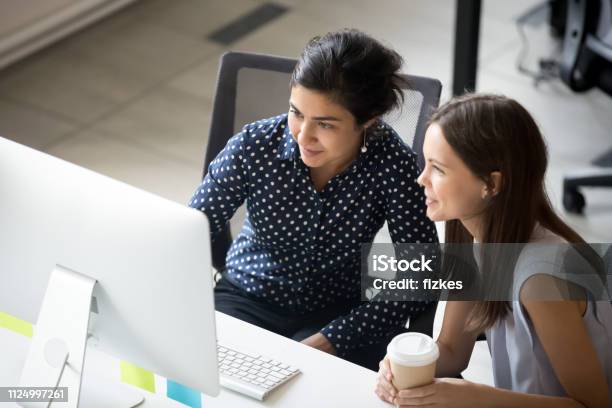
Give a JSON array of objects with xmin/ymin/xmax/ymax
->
[{"xmin": 387, "ymin": 332, "xmax": 439, "ymax": 390}]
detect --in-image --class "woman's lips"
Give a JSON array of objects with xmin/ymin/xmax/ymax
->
[
  {"xmin": 301, "ymin": 146, "xmax": 323, "ymax": 158},
  {"xmin": 425, "ymin": 197, "xmax": 437, "ymax": 206}
]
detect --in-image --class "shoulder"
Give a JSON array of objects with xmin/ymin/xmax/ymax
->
[
  {"xmin": 241, "ymin": 114, "xmax": 288, "ymax": 144},
  {"xmin": 519, "ymin": 273, "xmax": 584, "ymax": 302},
  {"xmin": 376, "ymin": 122, "xmax": 417, "ymax": 159},
  {"xmin": 519, "ymin": 274, "xmax": 586, "ymax": 325},
  {"xmin": 212, "ymin": 114, "xmax": 288, "ymax": 168},
  {"xmin": 530, "ymin": 225, "xmax": 568, "ymax": 244},
  {"xmin": 372, "ymin": 122, "xmax": 420, "ymax": 175},
  {"xmin": 514, "ymin": 227, "xmax": 568, "ymax": 276},
  {"xmin": 517, "ymin": 226, "xmax": 586, "ymax": 304},
  {"xmin": 228, "ymin": 114, "xmax": 289, "ymax": 163}
]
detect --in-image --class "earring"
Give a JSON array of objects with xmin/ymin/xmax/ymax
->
[{"xmin": 361, "ymin": 127, "xmax": 368, "ymax": 153}]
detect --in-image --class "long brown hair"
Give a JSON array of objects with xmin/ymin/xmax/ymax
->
[{"xmin": 430, "ymin": 94, "xmax": 586, "ymax": 331}]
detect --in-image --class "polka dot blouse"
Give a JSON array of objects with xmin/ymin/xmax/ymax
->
[{"xmin": 189, "ymin": 113, "xmax": 438, "ymax": 355}]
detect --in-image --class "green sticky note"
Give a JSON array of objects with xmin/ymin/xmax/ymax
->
[
  {"xmin": 120, "ymin": 361, "xmax": 156, "ymax": 393},
  {"xmin": 0, "ymin": 311, "xmax": 33, "ymax": 337}
]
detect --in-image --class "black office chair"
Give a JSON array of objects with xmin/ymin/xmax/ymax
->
[
  {"xmin": 559, "ymin": 0, "xmax": 612, "ymax": 213},
  {"xmin": 201, "ymin": 52, "xmax": 443, "ymax": 366}
]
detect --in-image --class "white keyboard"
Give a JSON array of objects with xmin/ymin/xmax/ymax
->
[{"xmin": 217, "ymin": 343, "xmax": 300, "ymax": 400}]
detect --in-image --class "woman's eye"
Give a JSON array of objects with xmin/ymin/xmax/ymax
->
[
  {"xmin": 289, "ymin": 108, "xmax": 302, "ymax": 117},
  {"xmin": 318, "ymin": 121, "xmax": 332, "ymax": 129},
  {"xmin": 433, "ymin": 165, "xmax": 444, "ymax": 174}
]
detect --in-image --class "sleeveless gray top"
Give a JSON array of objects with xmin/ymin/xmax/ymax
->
[{"xmin": 482, "ymin": 227, "xmax": 612, "ymax": 398}]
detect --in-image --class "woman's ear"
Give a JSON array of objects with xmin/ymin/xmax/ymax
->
[
  {"xmin": 363, "ymin": 116, "xmax": 379, "ymax": 129},
  {"xmin": 481, "ymin": 171, "xmax": 503, "ymax": 199},
  {"xmin": 488, "ymin": 171, "xmax": 503, "ymax": 197}
]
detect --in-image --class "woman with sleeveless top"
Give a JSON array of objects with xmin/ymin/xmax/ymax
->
[{"xmin": 376, "ymin": 94, "xmax": 612, "ymax": 407}]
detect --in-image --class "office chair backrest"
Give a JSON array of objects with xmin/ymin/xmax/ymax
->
[
  {"xmin": 560, "ymin": 0, "xmax": 612, "ymax": 94},
  {"xmin": 203, "ymin": 51, "xmax": 442, "ymax": 272}
]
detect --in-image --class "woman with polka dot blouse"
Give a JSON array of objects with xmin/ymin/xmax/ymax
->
[{"xmin": 189, "ymin": 29, "xmax": 438, "ymax": 370}]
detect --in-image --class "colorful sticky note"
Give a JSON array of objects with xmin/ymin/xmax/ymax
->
[
  {"xmin": 0, "ymin": 311, "xmax": 33, "ymax": 337},
  {"xmin": 120, "ymin": 361, "xmax": 156, "ymax": 393},
  {"xmin": 167, "ymin": 380, "xmax": 202, "ymax": 408}
]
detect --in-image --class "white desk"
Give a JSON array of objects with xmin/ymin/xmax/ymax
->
[{"xmin": 1, "ymin": 312, "xmax": 389, "ymax": 407}]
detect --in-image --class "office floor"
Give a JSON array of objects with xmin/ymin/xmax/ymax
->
[
  {"xmin": 0, "ymin": 0, "xmax": 611, "ymax": 241},
  {"xmin": 0, "ymin": 0, "xmax": 611, "ymax": 383}
]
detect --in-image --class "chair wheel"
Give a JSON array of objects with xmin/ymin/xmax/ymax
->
[{"xmin": 563, "ymin": 188, "xmax": 585, "ymax": 214}]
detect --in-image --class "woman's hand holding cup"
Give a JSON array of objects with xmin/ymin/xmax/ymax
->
[
  {"xmin": 375, "ymin": 356, "xmax": 397, "ymax": 404},
  {"xmin": 376, "ymin": 332, "xmax": 439, "ymax": 405}
]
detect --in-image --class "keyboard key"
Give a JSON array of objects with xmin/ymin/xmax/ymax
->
[{"xmin": 280, "ymin": 369, "xmax": 291, "ymax": 376}]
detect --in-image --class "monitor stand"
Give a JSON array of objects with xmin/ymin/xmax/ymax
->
[{"xmin": 18, "ymin": 265, "xmax": 144, "ymax": 407}]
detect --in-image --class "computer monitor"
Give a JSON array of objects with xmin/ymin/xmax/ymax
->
[{"xmin": 0, "ymin": 136, "xmax": 219, "ymax": 406}]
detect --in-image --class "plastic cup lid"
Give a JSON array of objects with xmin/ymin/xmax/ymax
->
[{"xmin": 387, "ymin": 333, "xmax": 439, "ymax": 367}]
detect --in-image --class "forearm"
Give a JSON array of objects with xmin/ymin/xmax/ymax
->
[
  {"xmin": 434, "ymin": 340, "xmax": 468, "ymax": 378},
  {"xmin": 320, "ymin": 299, "xmax": 420, "ymax": 356},
  {"xmin": 302, "ymin": 332, "xmax": 336, "ymax": 355},
  {"xmin": 477, "ymin": 383, "xmax": 588, "ymax": 408}
]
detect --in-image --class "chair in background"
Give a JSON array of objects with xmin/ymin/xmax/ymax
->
[
  {"xmin": 559, "ymin": 0, "xmax": 612, "ymax": 213},
  {"xmin": 201, "ymin": 51, "xmax": 442, "ymax": 343}
]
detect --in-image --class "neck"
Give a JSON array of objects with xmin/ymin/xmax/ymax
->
[
  {"xmin": 460, "ymin": 214, "xmax": 485, "ymax": 242},
  {"xmin": 326, "ymin": 154, "xmax": 356, "ymax": 176},
  {"xmin": 310, "ymin": 147, "xmax": 360, "ymax": 190}
]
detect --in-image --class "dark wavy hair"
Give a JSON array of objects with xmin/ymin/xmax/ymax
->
[{"xmin": 290, "ymin": 29, "xmax": 408, "ymax": 126}]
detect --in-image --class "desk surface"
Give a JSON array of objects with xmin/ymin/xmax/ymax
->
[{"xmin": 1, "ymin": 312, "xmax": 388, "ymax": 407}]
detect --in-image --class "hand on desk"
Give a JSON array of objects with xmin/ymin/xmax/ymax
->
[{"xmin": 301, "ymin": 332, "xmax": 336, "ymax": 355}]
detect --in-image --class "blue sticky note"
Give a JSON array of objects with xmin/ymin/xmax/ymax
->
[{"xmin": 166, "ymin": 380, "xmax": 201, "ymax": 408}]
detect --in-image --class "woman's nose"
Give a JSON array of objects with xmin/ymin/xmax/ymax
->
[
  {"xmin": 298, "ymin": 122, "xmax": 315, "ymax": 144},
  {"xmin": 416, "ymin": 169, "xmax": 427, "ymax": 187}
]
